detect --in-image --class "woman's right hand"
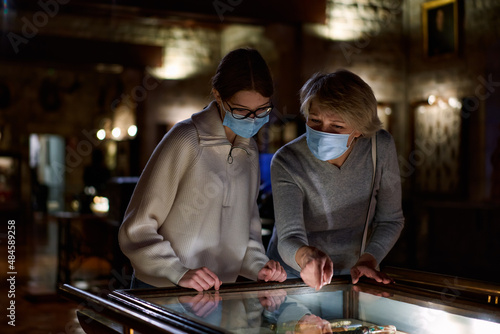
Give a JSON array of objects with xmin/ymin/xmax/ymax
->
[
  {"xmin": 295, "ymin": 314, "xmax": 333, "ymax": 334},
  {"xmin": 178, "ymin": 267, "xmax": 222, "ymax": 291},
  {"xmin": 296, "ymin": 246, "xmax": 333, "ymax": 291}
]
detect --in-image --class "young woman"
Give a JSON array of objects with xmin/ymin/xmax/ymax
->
[
  {"xmin": 119, "ymin": 48, "xmax": 287, "ymax": 291},
  {"xmin": 267, "ymin": 70, "xmax": 404, "ymax": 290}
]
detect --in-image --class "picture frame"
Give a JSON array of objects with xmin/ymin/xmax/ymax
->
[{"xmin": 422, "ymin": 0, "xmax": 459, "ymax": 59}]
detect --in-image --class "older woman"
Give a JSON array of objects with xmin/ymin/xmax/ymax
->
[{"xmin": 267, "ymin": 69, "xmax": 404, "ymax": 290}]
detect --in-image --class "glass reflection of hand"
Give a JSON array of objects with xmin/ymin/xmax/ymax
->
[
  {"xmin": 257, "ymin": 289, "xmax": 287, "ymax": 312},
  {"xmin": 352, "ymin": 285, "xmax": 393, "ymax": 298},
  {"xmin": 178, "ymin": 291, "xmax": 221, "ymax": 318},
  {"xmin": 295, "ymin": 314, "xmax": 333, "ymax": 334}
]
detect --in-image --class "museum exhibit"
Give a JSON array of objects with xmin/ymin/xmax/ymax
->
[{"xmin": 0, "ymin": 0, "xmax": 499, "ymax": 333}]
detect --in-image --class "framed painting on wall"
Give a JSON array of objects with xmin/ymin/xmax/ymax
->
[{"xmin": 422, "ymin": 0, "xmax": 459, "ymax": 59}]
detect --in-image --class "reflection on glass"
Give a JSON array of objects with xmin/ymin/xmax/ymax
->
[
  {"xmin": 138, "ymin": 286, "xmax": 394, "ymax": 333},
  {"xmin": 127, "ymin": 283, "xmax": 500, "ymax": 334},
  {"xmin": 358, "ymin": 292, "xmax": 500, "ymax": 334}
]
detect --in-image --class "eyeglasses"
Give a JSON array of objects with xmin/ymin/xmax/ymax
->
[{"xmin": 223, "ymin": 101, "xmax": 273, "ymax": 120}]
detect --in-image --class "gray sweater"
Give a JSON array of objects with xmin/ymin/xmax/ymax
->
[{"xmin": 267, "ymin": 129, "xmax": 404, "ymax": 276}]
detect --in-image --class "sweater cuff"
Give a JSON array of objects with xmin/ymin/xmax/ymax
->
[
  {"xmin": 363, "ymin": 244, "xmax": 385, "ymax": 266},
  {"xmin": 168, "ymin": 260, "xmax": 191, "ymax": 285},
  {"xmin": 279, "ymin": 239, "xmax": 307, "ymax": 273},
  {"xmin": 133, "ymin": 258, "xmax": 189, "ymax": 287},
  {"xmin": 241, "ymin": 250, "xmax": 269, "ymax": 280}
]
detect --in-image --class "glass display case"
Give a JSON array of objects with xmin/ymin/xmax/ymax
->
[{"xmin": 60, "ymin": 267, "xmax": 500, "ymax": 334}]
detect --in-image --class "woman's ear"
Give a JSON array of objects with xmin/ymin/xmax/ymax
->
[
  {"xmin": 353, "ymin": 130, "xmax": 363, "ymax": 138},
  {"xmin": 348, "ymin": 131, "xmax": 363, "ymax": 146},
  {"xmin": 212, "ymin": 88, "xmax": 221, "ymax": 103}
]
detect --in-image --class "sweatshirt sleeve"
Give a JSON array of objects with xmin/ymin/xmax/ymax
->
[
  {"xmin": 271, "ymin": 149, "xmax": 308, "ymax": 272},
  {"xmin": 364, "ymin": 131, "xmax": 405, "ymax": 265},
  {"xmin": 118, "ymin": 121, "xmax": 200, "ymax": 286}
]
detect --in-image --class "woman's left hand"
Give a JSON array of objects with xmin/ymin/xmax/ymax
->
[
  {"xmin": 258, "ymin": 260, "xmax": 287, "ymax": 282},
  {"xmin": 350, "ymin": 254, "xmax": 394, "ymax": 285}
]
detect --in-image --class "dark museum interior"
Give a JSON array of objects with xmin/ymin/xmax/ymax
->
[{"xmin": 0, "ymin": 0, "xmax": 499, "ymax": 333}]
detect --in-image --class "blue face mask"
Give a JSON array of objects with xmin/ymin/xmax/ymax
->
[
  {"xmin": 222, "ymin": 107, "xmax": 269, "ymax": 138},
  {"xmin": 306, "ymin": 125, "xmax": 353, "ymax": 161}
]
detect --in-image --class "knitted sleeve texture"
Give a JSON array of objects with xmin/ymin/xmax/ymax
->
[
  {"xmin": 118, "ymin": 121, "xmax": 200, "ymax": 286},
  {"xmin": 272, "ymin": 147, "xmax": 308, "ymax": 272}
]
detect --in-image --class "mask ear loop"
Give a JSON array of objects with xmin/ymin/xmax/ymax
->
[
  {"xmin": 213, "ymin": 89, "xmax": 226, "ymax": 121},
  {"xmin": 347, "ymin": 130, "xmax": 362, "ymax": 147},
  {"xmin": 215, "ymin": 100, "xmax": 235, "ymax": 164},
  {"xmin": 216, "ymin": 101, "xmax": 225, "ymax": 121},
  {"xmin": 346, "ymin": 131, "xmax": 355, "ymax": 147},
  {"xmin": 227, "ymin": 147, "xmax": 234, "ymax": 164}
]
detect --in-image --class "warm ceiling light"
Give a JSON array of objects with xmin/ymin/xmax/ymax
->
[
  {"xmin": 428, "ymin": 95, "xmax": 436, "ymax": 105},
  {"xmin": 112, "ymin": 127, "xmax": 121, "ymax": 139},
  {"xmin": 448, "ymin": 97, "xmax": 461, "ymax": 109},
  {"xmin": 128, "ymin": 125, "xmax": 137, "ymax": 137},
  {"xmin": 96, "ymin": 129, "xmax": 106, "ymax": 140},
  {"xmin": 148, "ymin": 27, "xmax": 214, "ymax": 80}
]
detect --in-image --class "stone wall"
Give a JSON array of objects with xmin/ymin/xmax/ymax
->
[
  {"xmin": 301, "ymin": 0, "xmax": 407, "ymax": 147},
  {"xmin": 296, "ymin": 0, "xmax": 500, "ymax": 202},
  {"xmin": 0, "ymin": 61, "xmax": 146, "ymax": 207},
  {"xmin": 1, "ymin": 1, "xmax": 499, "ymax": 212},
  {"xmin": 0, "ymin": 10, "xmax": 299, "ymax": 209},
  {"xmin": 404, "ymin": 0, "xmax": 500, "ymax": 201},
  {"xmin": 0, "ymin": 11, "xmax": 221, "ymax": 209}
]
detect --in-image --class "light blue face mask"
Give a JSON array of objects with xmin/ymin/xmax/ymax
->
[
  {"xmin": 222, "ymin": 107, "xmax": 269, "ymax": 138},
  {"xmin": 306, "ymin": 125, "xmax": 353, "ymax": 161}
]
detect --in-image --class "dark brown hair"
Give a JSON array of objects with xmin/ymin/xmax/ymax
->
[{"xmin": 212, "ymin": 48, "xmax": 274, "ymax": 100}]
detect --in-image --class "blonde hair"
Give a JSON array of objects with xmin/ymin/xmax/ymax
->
[{"xmin": 299, "ymin": 70, "xmax": 382, "ymax": 137}]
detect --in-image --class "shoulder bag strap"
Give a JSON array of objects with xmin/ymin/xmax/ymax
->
[{"xmin": 360, "ymin": 134, "xmax": 377, "ymax": 254}]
